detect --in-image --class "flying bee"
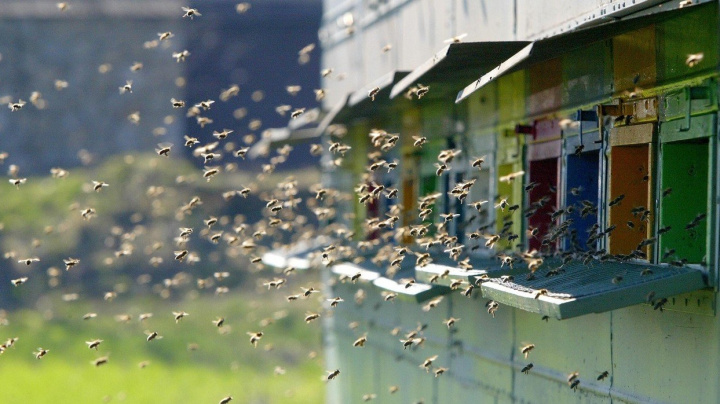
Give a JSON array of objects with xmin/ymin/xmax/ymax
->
[
  {"xmin": 521, "ymin": 363, "xmax": 533, "ymax": 374},
  {"xmin": 368, "ymin": 87, "xmax": 380, "ymax": 101},
  {"xmin": 158, "ymin": 31, "xmax": 174, "ymax": 41},
  {"xmin": 686, "ymin": 52, "xmax": 704, "ymax": 67},
  {"xmin": 410, "ymin": 83, "xmax": 429, "ymax": 99},
  {"xmin": 9, "ymin": 178, "xmax": 27, "ymax": 188},
  {"xmin": 219, "ymin": 396, "xmax": 233, "ymax": 404},
  {"xmin": 412, "ymin": 136, "xmax": 427, "ymax": 147},
  {"xmin": 609, "ymin": 194, "xmax": 625, "ymax": 207},
  {"xmin": 521, "ymin": 344, "xmax": 535, "ymax": 358},
  {"xmin": 433, "ymin": 367, "xmax": 448, "ymax": 377},
  {"xmin": 119, "ymin": 80, "xmax": 132, "ymax": 94},
  {"xmin": 361, "ymin": 394, "xmax": 376, "ymax": 402},
  {"xmin": 326, "ymin": 369, "xmax": 340, "ymax": 380},
  {"xmin": 11, "ymin": 277, "xmax": 28, "ymax": 286},
  {"xmin": 145, "ymin": 331, "xmax": 162, "ymax": 342},
  {"xmin": 291, "ymin": 108, "xmax": 306, "ymax": 119},
  {"xmin": 471, "ymin": 156, "xmax": 486, "ymax": 169},
  {"xmin": 383, "ymin": 292, "xmax": 397, "ymax": 302},
  {"xmin": 155, "ymin": 143, "xmax": 172, "ymax": 157},
  {"xmin": 203, "ymin": 166, "xmax": 220, "ymax": 181},
  {"xmin": 443, "ymin": 317, "xmax": 459, "ymax": 329},
  {"xmin": 181, "ymin": 6, "xmax": 201, "ymax": 19},
  {"xmin": 305, "ymin": 313, "xmax": 321, "ymax": 323},
  {"xmin": 86, "ymin": 339, "xmax": 103, "ymax": 350},
  {"xmin": 597, "ymin": 371, "xmax": 609, "ymax": 381},
  {"xmin": 8, "ymin": 100, "xmax": 26, "ymax": 111},
  {"xmin": 327, "ymin": 297, "xmax": 344, "ymax": 307},
  {"xmin": 212, "ymin": 318, "xmax": 225, "ymax": 328},
  {"xmin": 353, "ymin": 336, "xmax": 367, "ymax": 347},
  {"xmin": 654, "ymin": 297, "xmax": 668, "ymax": 311},
  {"xmin": 486, "ymin": 300, "xmax": 499, "ymax": 317},
  {"xmin": 91, "ymin": 355, "xmax": 110, "ymax": 367},
  {"xmin": 570, "ymin": 379, "xmax": 580, "ymax": 391},
  {"xmin": 247, "ymin": 331, "xmax": 263, "ymax": 347},
  {"xmin": 420, "ymin": 355, "xmax": 438, "ymax": 372},
  {"xmin": 235, "ymin": 147, "xmax": 250, "ymax": 159},
  {"xmin": 173, "ymin": 311, "xmax": 189, "ymax": 323},
  {"xmin": 34, "ymin": 347, "xmax": 49, "ymax": 359},
  {"xmin": 172, "ymin": 50, "xmax": 190, "ymax": 63},
  {"xmin": 567, "ymin": 371, "xmax": 579, "ymax": 383},
  {"xmin": 174, "ymin": 250, "xmax": 188, "ymax": 261}
]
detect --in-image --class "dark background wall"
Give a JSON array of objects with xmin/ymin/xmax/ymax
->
[{"xmin": 0, "ymin": 0, "xmax": 322, "ymax": 175}]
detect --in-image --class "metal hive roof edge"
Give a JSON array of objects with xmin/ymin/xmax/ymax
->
[
  {"xmin": 480, "ymin": 260, "xmax": 708, "ymax": 319},
  {"xmin": 455, "ymin": 1, "xmax": 710, "ymax": 103},
  {"xmin": 389, "ymin": 41, "xmax": 530, "ymax": 100}
]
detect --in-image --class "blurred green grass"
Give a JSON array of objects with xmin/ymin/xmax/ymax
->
[{"xmin": 0, "ymin": 284, "xmax": 325, "ymax": 404}]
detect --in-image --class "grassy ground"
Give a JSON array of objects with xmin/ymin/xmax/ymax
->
[{"xmin": 0, "ymin": 280, "xmax": 325, "ymax": 404}]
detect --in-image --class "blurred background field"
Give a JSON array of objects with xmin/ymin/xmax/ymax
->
[
  {"xmin": 0, "ymin": 0, "xmax": 327, "ymax": 403},
  {"xmin": 0, "ymin": 286, "xmax": 324, "ymax": 403}
]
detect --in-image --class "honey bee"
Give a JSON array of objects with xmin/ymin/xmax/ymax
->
[
  {"xmin": 597, "ymin": 371, "xmax": 609, "ymax": 381},
  {"xmin": 92, "ymin": 356, "xmax": 109, "ymax": 367},
  {"xmin": 86, "ymin": 339, "xmax": 103, "ymax": 350},
  {"xmin": 181, "ymin": 6, "xmax": 201, "ymax": 19},
  {"xmin": 353, "ymin": 335, "xmax": 367, "ymax": 347},
  {"xmin": 368, "ymin": 87, "xmax": 380, "ymax": 101},
  {"xmin": 325, "ymin": 296, "xmax": 344, "ymax": 308},
  {"xmin": 521, "ymin": 363, "xmax": 533, "ymax": 374},
  {"xmin": 388, "ymin": 385, "xmax": 399, "ymax": 394},
  {"xmin": 235, "ymin": 2, "xmax": 251, "ymax": 13},
  {"xmin": 686, "ymin": 52, "xmax": 704, "ymax": 67},
  {"xmin": 172, "ymin": 50, "xmax": 190, "ymax": 63},
  {"xmin": 174, "ymin": 250, "xmax": 188, "ymax": 261},
  {"xmin": 326, "ymin": 369, "xmax": 340, "ymax": 380},
  {"xmin": 653, "ymin": 297, "xmax": 668, "ymax": 311},
  {"xmin": 567, "ymin": 371, "xmax": 579, "ymax": 384},
  {"xmin": 247, "ymin": 331, "xmax": 263, "ymax": 347},
  {"xmin": 219, "ymin": 396, "xmax": 233, "ymax": 404},
  {"xmin": 173, "ymin": 311, "xmax": 189, "ymax": 323},
  {"xmin": 8, "ymin": 100, "xmax": 26, "ymax": 111},
  {"xmin": 145, "ymin": 331, "xmax": 162, "ymax": 342},
  {"xmin": 291, "ymin": 108, "xmax": 306, "ymax": 119},
  {"xmin": 119, "ymin": 80, "xmax": 132, "ymax": 94},
  {"xmin": 443, "ymin": 317, "xmax": 459, "ymax": 329},
  {"xmin": 433, "ymin": 367, "xmax": 448, "ymax": 377},
  {"xmin": 499, "ymin": 170, "xmax": 525, "ymax": 183},
  {"xmin": 11, "ymin": 277, "xmax": 28, "ymax": 286},
  {"xmin": 362, "ymin": 393, "xmax": 377, "ymax": 402},
  {"xmin": 213, "ymin": 318, "xmax": 225, "ymax": 328},
  {"xmin": 609, "ymin": 194, "xmax": 625, "ymax": 207},
  {"xmin": 521, "ymin": 344, "xmax": 535, "ymax": 358},
  {"xmin": 9, "ymin": 178, "xmax": 27, "ymax": 188},
  {"xmin": 486, "ymin": 300, "xmax": 499, "ymax": 318},
  {"xmin": 412, "ymin": 136, "xmax": 427, "ymax": 148},
  {"xmin": 570, "ymin": 379, "xmax": 580, "ymax": 391},
  {"xmin": 383, "ymin": 292, "xmax": 397, "ymax": 302},
  {"xmin": 679, "ymin": 0, "xmax": 694, "ymax": 8},
  {"xmin": 422, "ymin": 296, "xmax": 443, "ymax": 312},
  {"xmin": 34, "ymin": 347, "xmax": 49, "ymax": 359},
  {"xmin": 304, "ymin": 313, "xmax": 321, "ymax": 323}
]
